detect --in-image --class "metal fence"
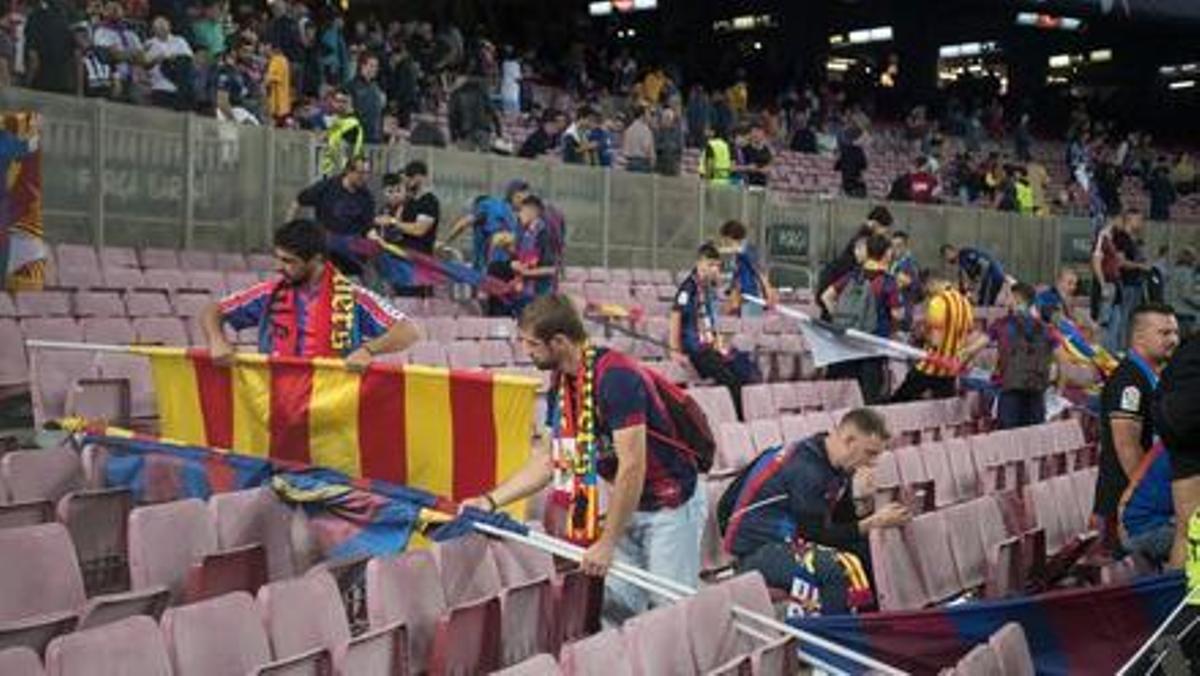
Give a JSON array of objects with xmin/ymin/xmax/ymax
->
[{"xmin": 9, "ymin": 86, "xmax": 1200, "ymax": 289}]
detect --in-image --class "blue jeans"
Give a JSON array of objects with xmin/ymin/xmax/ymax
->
[
  {"xmin": 1105, "ymin": 282, "xmax": 1146, "ymax": 353},
  {"xmin": 605, "ymin": 485, "xmax": 706, "ymax": 624},
  {"xmin": 1122, "ymin": 522, "xmax": 1174, "ymax": 563},
  {"xmin": 997, "ymin": 389, "xmax": 1045, "ymax": 429}
]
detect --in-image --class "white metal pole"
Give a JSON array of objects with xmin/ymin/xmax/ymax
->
[{"xmin": 741, "ymin": 293, "xmax": 930, "ymax": 362}]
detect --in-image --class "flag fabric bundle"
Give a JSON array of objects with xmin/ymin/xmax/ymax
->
[
  {"xmin": 326, "ymin": 233, "xmax": 516, "ymax": 297},
  {"xmin": 0, "ymin": 112, "xmax": 46, "ymax": 291},
  {"xmin": 794, "ymin": 571, "xmax": 1185, "ymax": 675},
  {"xmin": 137, "ymin": 347, "xmax": 537, "ymax": 501},
  {"xmin": 1054, "ymin": 317, "xmax": 1119, "ymax": 378}
]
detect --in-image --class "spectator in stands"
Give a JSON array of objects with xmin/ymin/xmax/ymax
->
[
  {"xmin": 621, "ymin": 105, "xmax": 655, "ymax": 173},
  {"xmin": 589, "ymin": 114, "xmax": 616, "ymax": 168},
  {"xmin": 892, "ymin": 275, "xmax": 975, "ymax": 402},
  {"xmin": 737, "ymin": 123, "xmax": 773, "ymax": 189},
  {"xmin": 889, "ymin": 231, "xmax": 920, "ymax": 325},
  {"xmin": 262, "ymin": 41, "xmax": 291, "ymax": 124},
  {"xmin": 1153, "ymin": 334, "xmax": 1200, "ymax": 567},
  {"xmin": 789, "ymin": 112, "xmax": 818, "ymax": 154},
  {"xmin": 941, "ymin": 243, "xmax": 1007, "ymax": 307},
  {"xmin": 685, "ymin": 83, "xmax": 710, "ymax": 148},
  {"xmin": 348, "ymin": 54, "xmax": 384, "ymax": 144},
  {"xmin": 201, "ymin": 218, "xmax": 420, "ymax": 367},
  {"xmin": 1033, "ymin": 269, "xmax": 1081, "ymax": 324},
  {"xmin": 907, "ymin": 156, "xmax": 940, "ymax": 204},
  {"xmin": 670, "ymin": 242, "xmax": 760, "ymax": 420},
  {"xmin": 963, "ymin": 283, "xmax": 1062, "ymax": 429},
  {"xmin": 1171, "ymin": 152, "xmax": 1196, "ymax": 195},
  {"xmin": 143, "ymin": 16, "xmax": 194, "ymax": 111},
  {"xmin": 561, "ymin": 107, "xmax": 598, "ymax": 165},
  {"xmin": 213, "ymin": 44, "xmax": 257, "ymax": 124},
  {"xmin": 448, "ymin": 70, "xmax": 499, "ymax": 152},
  {"xmin": 464, "ymin": 295, "xmax": 707, "ymax": 622},
  {"xmin": 817, "ymin": 206, "xmax": 893, "ymax": 320},
  {"xmin": 0, "ymin": 14, "xmax": 15, "ymax": 88},
  {"xmin": 834, "ymin": 128, "xmax": 868, "ymax": 198},
  {"xmin": 77, "ymin": 22, "xmax": 116, "ymax": 99},
  {"xmin": 318, "ymin": 12, "xmax": 350, "ymax": 86},
  {"xmin": 1093, "ymin": 303, "xmax": 1180, "ymax": 544},
  {"xmin": 719, "ymin": 220, "xmax": 774, "ymax": 318},
  {"xmin": 191, "ymin": 0, "xmax": 227, "ymax": 57},
  {"xmin": 1106, "ymin": 209, "xmax": 1153, "ymax": 352},
  {"xmin": 375, "ymin": 161, "xmax": 439, "ymax": 297},
  {"xmin": 288, "ymin": 155, "xmax": 375, "ymax": 274},
  {"xmin": 1146, "ymin": 159, "xmax": 1177, "ymax": 222},
  {"xmin": 699, "ymin": 126, "xmax": 732, "ymax": 185},
  {"xmin": 517, "ymin": 110, "xmax": 564, "ymax": 159},
  {"xmin": 513, "ymin": 195, "xmax": 559, "ymax": 310},
  {"xmin": 383, "ymin": 41, "xmax": 419, "ymax": 127},
  {"xmin": 718, "ymin": 408, "xmax": 908, "ymax": 614},
  {"xmin": 91, "ymin": 0, "xmax": 142, "ymax": 102},
  {"xmin": 318, "ymin": 89, "xmax": 361, "ymax": 176},
  {"xmin": 445, "ymin": 180, "xmax": 526, "ymax": 272},
  {"xmin": 821, "ymin": 233, "xmax": 904, "ymax": 404},
  {"xmin": 1120, "ymin": 443, "xmax": 1174, "ymax": 565},
  {"xmin": 710, "ymin": 90, "xmax": 734, "ymax": 140},
  {"xmin": 727, "ymin": 69, "xmax": 749, "ymax": 120},
  {"xmin": 654, "ymin": 106, "xmax": 684, "ymax": 177},
  {"xmin": 1026, "ymin": 160, "xmax": 1050, "ymax": 215},
  {"xmin": 263, "ymin": 0, "xmax": 302, "ymax": 66},
  {"xmin": 1014, "ymin": 112, "xmax": 1032, "ymax": 162},
  {"xmin": 408, "ymin": 113, "xmax": 447, "ymax": 148}
]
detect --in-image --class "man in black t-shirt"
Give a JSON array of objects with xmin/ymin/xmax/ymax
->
[
  {"xmin": 518, "ymin": 111, "xmax": 564, "ymax": 159},
  {"xmin": 1105, "ymin": 209, "xmax": 1155, "ymax": 351},
  {"xmin": 24, "ymin": 0, "xmax": 78, "ymax": 94},
  {"xmin": 1094, "ymin": 303, "xmax": 1179, "ymax": 545},
  {"xmin": 376, "ymin": 161, "xmax": 440, "ymax": 297},
  {"xmin": 738, "ymin": 124, "xmax": 773, "ymax": 188},
  {"xmin": 1156, "ymin": 335, "xmax": 1200, "ymax": 567},
  {"xmin": 288, "ymin": 156, "xmax": 376, "ymax": 276}
]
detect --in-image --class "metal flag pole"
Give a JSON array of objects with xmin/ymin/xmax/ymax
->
[
  {"xmin": 469, "ymin": 521, "xmax": 908, "ymax": 676},
  {"xmin": 741, "ymin": 294, "xmax": 931, "ymax": 362},
  {"xmin": 1116, "ymin": 586, "xmax": 1200, "ymax": 675}
]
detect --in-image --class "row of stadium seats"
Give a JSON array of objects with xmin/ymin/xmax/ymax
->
[{"xmin": 944, "ymin": 622, "xmax": 1035, "ymax": 676}]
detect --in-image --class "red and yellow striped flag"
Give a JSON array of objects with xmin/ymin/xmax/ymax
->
[{"xmin": 135, "ymin": 347, "xmax": 538, "ymax": 500}]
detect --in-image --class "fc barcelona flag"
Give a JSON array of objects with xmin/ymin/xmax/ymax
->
[{"xmin": 135, "ymin": 347, "xmax": 538, "ymax": 500}]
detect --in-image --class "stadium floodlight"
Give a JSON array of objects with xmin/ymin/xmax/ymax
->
[
  {"xmin": 1048, "ymin": 54, "xmax": 1071, "ymax": 68},
  {"xmin": 589, "ymin": 1, "xmax": 612, "ymax": 16},
  {"xmin": 1090, "ymin": 49, "xmax": 1112, "ymax": 63},
  {"xmin": 1016, "ymin": 11, "xmax": 1083, "ymax": 31},
  {"xmin": 632, "ymin": 0, "xmax": 656, "ymax": 8},
  {"xmin": 1169, "ymin": 80, "xmax": 1195, "ymax": 90}
]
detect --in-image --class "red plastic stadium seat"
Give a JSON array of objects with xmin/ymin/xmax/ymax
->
[
  {"xmin": 139, "ymin": 248, "xmax": 180, "ymax": 270},
  {"xmin": 622, "ymin": 602, "xmax": 693, "ymax": 675},
  {"xmin": 73, "ymin": 292, "xmax": 126, "ymax": 319},
  {"xmin": 56, "ymin": 488, "xmax": 133, "ymax": 595},
  {"xmin": 161, "ymin": 592, "xmax": 272, "ymax": 676},
  {"xmin": 989, "ymin": 622, "xmax": 1035, "ymax": 676},
  {"xmin": 182, "ymin": 543, "xmax": 269, "ymax": 604},
  {"xmin": 14, "ymin": 291, "xmax": 71, "ymax": 318},
  {"xmin": 209, "ymin": 487, "xmax": 299, "ymax": 582},
  {"xmin": 493, "ymin": 653, "xmax": 561, "ymax": 675},
  {"xmin": 0, "ymin": 646, "xmax": 44, "ymax": 676},
  {"xmin": 44, "ymin": 615, "xmax": 170, "ymax": 676},
  {"xmin": 559, "ymin": 628, "xmax": 632, "ymax": 676},
  {"xmin": 128, "ymin": 499, "xmax": 218, "ymax": 602},
  {"xmin": 366, "ymin": 550, "xmax": 448, "ymax": 674},
  {"xmin": 1, "ymin": 448, "xmax": 83, "ymax": 504},
  {"xmin": 179, "ymin": 250, "xmax": 217, "ymax": 271}
]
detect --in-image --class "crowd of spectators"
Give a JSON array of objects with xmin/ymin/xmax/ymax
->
[{"xmin": 6, "ymin": 0, "xmax": 1199, "ymax": 220}]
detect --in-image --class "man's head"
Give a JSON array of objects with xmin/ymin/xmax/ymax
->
[
  {"xmin": 1056, "ymin": 269, "xmax": 1079, "ymax": 298},
  {"xmin": 630, "ymin": 105, "xmax": 647, "ymax": 123},
  {"xmin": 103, "ymin": 0, "xmax": 122, "ymax": 21},
  {"xmin": 505, "ymin": 179, "xmax": 531, "ymax": 208},
  {"xmin": 358, "ymin": 54, "xmax": 379, "ymax": 81},
  {"xmin": 718, "ymin": 219, "xmax": 748, "ymax": 245},
  {"xmin": 151, "ymin": 15, "xmax": 170, "ymax": 38},
  {"xmin": 866, "ymin": 206, "xmax": 893, "ymax": 233},
  {"xmin": 518, "ymin": 195, "xmax": 544, "ymax": 228},
  {"xmin": 940, "ymin": 244, "xmax": 959, "ymax": 266},
  {"xmin": 1009, "ymin": 282, "xmax": 1036, "ymax": 311},
  {"xmin": 891, "ymin": 230, "xmax": 909, "ymax": 255},
  {"xmin": 272, "ymin": 219, "xmax": 326, "ymax": 285},
  {"xmin": 1123, "ymin": 207, "xmax": 1144, "ymax": 236},
  {"xmin": 382, "ymin": 172, "xmax": 404, "ymax": 207},
  {"xmin": 331, "ymin": 88, "xmax": 352, "ymax": 116},
  {"xmin": 517, "ymin": 295, "xmax": 588, "ymax": 371},
  {"xmin": 695, "ymin": 241, "xmax": 722, "ymax": 284},
  {"xmin": 865, "ymin": 233, "xmax": 891, "ymax": 264},
  {"xmin": 750, "ymin": 124, "xmax": 766, "ymax": 145},
  {"xmin": 1130, "ymin": 302, "xmax": 1180, "ymax": 364},
  {"xmin": 826, "ymin": 408, "xmax": 891, "ymax": 472},
  {"xmin": 342, "ymin": 156, "xmax": 370, "ymax": 190},
  {"xmin": 402, "ymin": 160, "xmax": 427, "ymax": 193}
]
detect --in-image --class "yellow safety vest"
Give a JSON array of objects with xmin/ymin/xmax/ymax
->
[
  {"xmin": 321, "ymin": 115, "xmax": 364, "ymax": 176},
  {"xmin": 705, "ymin": 138, "xmax": 732, "ymax": 184},
  {"xmin": 1015, "ymin": 182, "xmax": 1034, "ymax": 214}
]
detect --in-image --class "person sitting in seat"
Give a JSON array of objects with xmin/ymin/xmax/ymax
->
[
  {"xmin": 717, "ymin": 408, "xmax": 910, "ymax": 617},
  {"xmin": 200, "ymin": 219, "xmax": 421, "ymax": 369}
]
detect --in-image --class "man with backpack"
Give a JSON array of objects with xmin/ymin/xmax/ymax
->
[
  {"xmin": 464, "ymin": 295, "xmax": 712, "ymax": 623},
  {"xmin": 670, "ymin": 242, "xmax": 762, "ymax": 420},
  {"xmin": 941, "ymin": 243, "xmax": 1008, "ymax": 307},
  {"xmin": 962, "ymin": 282, "xmax": 1065, "ymax": 429},
  {"xmin": 717, "ymin": 408, "xmax": 910, "ymax": 617},
  {"xmin": 820, "ymin": 233, "xmax": 905, "ymax": 404}
]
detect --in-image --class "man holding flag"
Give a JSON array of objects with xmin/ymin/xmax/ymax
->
[
  {"xmin": 464, "ymin": 295, "xmax": 707, "ymax": 623},
  {"xmin": 200, "ymin": 219, "xmax": 421, "ymax": 369},
  {"xmin": 444, "ymin": 179, "xmax": 529, "ymax": 273},
  {"xmin": 891, "ymin": 275, "xmax": 976, "ymax": 402},
  {"xmin": 374, "ymin": 161, "xmax": 440, "ymax": 297}
]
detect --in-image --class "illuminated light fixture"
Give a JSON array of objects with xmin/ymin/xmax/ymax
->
[
  {"xmin": 829, "ymin": 34, "xmax": 845, "ymax": 45},
  {"xmin": 589, "ymin": 2, "xmax": 612, "ymax": 16},
  {"xmin": 1169, "ymin": 80, "xmax": 1196, "ymax": 90},
  {"xmin": 939, "ymin": 41, "xmax": 998, "ymax": 59},
  {"xmin": 589, "ymin": 0, "xmax": 655, "ymax": 16},
  {"xmin": 1048, "ymin": 54, "xmax": 1071, "ymax": 68},
  {"xmin": 753, "ymin": 41, "xmax": 763, "ymax": 51},
  {"xmin": 840, "ymin": 25, "xmax": 892, "ymax": 46},
  {"xmin": 632, "ymin": 0, "xmax": 656, "ymax": 8},
  {"xmin": 869, "ymin": 27, "xmax": 893, "ymax": 41},
  {"xmin": 1090, "ymin": 49, "xmax": 1112, "ymax": 63},
  {"xmin": 714, "ymin": 13, "xmax": 774, "ymax": 34},
  {"xmin": 1016, "ymin": 12, "xmax": 1083, "ymax": 31}
]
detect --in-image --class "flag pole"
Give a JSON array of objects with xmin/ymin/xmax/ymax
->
[
  {"xmin": 470, "ymin": 520, "xmax": 908, "ymax": 676},
  {"xmin": 23, "ymin": 339, "xmax": 137, "ymax": 354},
  {"xmin": 742, "ymin": 294, "xmax": 930, "ymax": 362}
]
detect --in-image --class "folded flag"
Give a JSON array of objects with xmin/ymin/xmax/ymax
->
[
  {"xmin": 427, "ymin": 505, "xmax": 530, "ymax": 542},
  {"xmin": 135, "ymin": 347, "xmax": 538, "ymax": 500},
  {"xmin": 1054, "ymin": 317, "xmax": 1118, "ymax": 378},
  {"xmin": 326, "ymin": 232, "xmax": 516, "ymax": 297}
]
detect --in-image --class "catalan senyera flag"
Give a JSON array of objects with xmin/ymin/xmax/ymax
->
[
  {"xmin": 1, "ymin": 112, "xmax": 46, "ymax": 291},
  {"xmin": 135, "ymin": 347, "xmax": 538, "ymax": 501}
]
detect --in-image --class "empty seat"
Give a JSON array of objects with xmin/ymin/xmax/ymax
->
[
  {"xmin": 921, "ymin": 442, "xmax": 958, "ymax": 508},
  {"xmin": 246, "ymin": 254, "xmax": 276, "ymax": 272},
  {"xmin": 869, "ymin": 527, "xmax": 928, "ymax": 611},
  {"xmin": 214, "ymin": 252, "xmax": 248, "ymax": 271},
  {"xmin": 161, "ymin": 592, "xmax": 272, "ymax": 676},
  {"xmin": 740, "ymin": 384, "xmax": 776, "ymax": 421},
  {"xmin": 179, "ymin": 250, "xmax": 217, "ymax": 270},
  {"xmin": 715, "ymin": 423, "xmax": 757, "ymax": 473},
  {"xmin": 1, "ymin": 448, "xmax": 83, "ymax": 504},
  {"xmin": 944, "ymin": 438, "xmax": 980, "ymax": 502},
  {"xmin": 128, "ymin": 499, "xmax": 218, "ymax": 601},
  {"xmin": 907, "ymin": 511, "xmax": 962, "ymax": 603},
  {"xmin": 558, "ymin": 629, "xmax": 634, "ymax": 676},
  {"xmin": 55, "ymin": 266, "xmax": 104, "ymax": 290},
  {"xmin": 366, "ymin": 550, "xmax": 448, "ymax": 674},
  {"xmin": 131, "ymin": 317, "xmax": 188, "ymax": 346},
  {"xmin": 480, "ymin": 341, "xmax": 514, "ymax": 367},
  {"xmin": 445, "ymin": 341, "xmax": 484, "ymax": 369},
  {"xmin": 124, "ymin": 291, "xmax": 172, "ymax": 317},
  {"xmin": 56, "ymin": 244, "xmax": 99, "ymax": 270},
  {"xmin": 748, "ymin": 419, "xmax": 783, "ymax": 452},
  {"xmin": 942, "ymin": 501, "xmax": 987, "ymax": 591},
  {"xmin": 257, "ymin": 571, "xmax": 404, "ymax": 676},
  {"xmin": 209, "ymin": 487, "xmax": 298, "ymax": 581},
  {"xmin": 408, "ymin": 341, "xmax": 448, "ymax": 367},
  {"xmin": 0, "ymin": 319, "xmax": 27, "ymax": 385},
  {"xmin": 0, "ymin": 646, "xmax": 43, "ymax": 676},
  {"xmin": 26, "ymin": 347, "xmax": 97, "ymax": 425},
  {"xmin": 492, "ymin": 653, "xmax": 560, "ymax": 675},
  {"xmin": 224, "ymin": 272, "xmax": 260, "ymax": 292},
  {"xmin": 0, "ymin": 293, "xmax": 14, "ymax": 318},
  {"xmin": 101, "ymin": 267, "xmax": 145, "ymax": 290},
  {"xmin": 433, "ymin": 534, "xmax": 503, "ymax": 607},
  {"xmin": 73, "ymin": 291, "xmax": 126, "ymax": 319},
  {"xmin": 0, "ymin": 523, "xmax": 83, "ymax": 652},
  {"xmin": 686, "ymin": 582, "xmax": 763, "ymax": 673},
  {"xmin": 988, "ymin": 622, "xmax": 1035, "ymax": 676},
  {"xmin": 93, "ymin": 354, "xmax": 156, "ymax": 419},
  {"xmin": 622, "ymin": 601, "xmax": 693, "ymax": 675},
  {"xmin": 14, "ymin": 291, "xmax": 71, "ymax": 318},
  {"xmin": 139, "ymin": 248, "xmax": 180, "ymax": 270},
  {"xmin": 44, "ymin": 615, "xmax": 171, "ymax": 676},
  {"xmin": 98, "ymin": 246, "xmax": 139, "ymax": 270},
  {"xmin": 487, "ymin": 539, "xmax": 555, "ymax": 664},
  {"xmin": 170, "ymin": 291, "xmax": 212, "ymax": 318},
  {"xmin": 141, "ymin": 269, "xmax": 189, "ymax": 293},
  {"xmin": 953, "ymin": 643, "xmax": 1002, "ymax": 675},
  {"xmin": 185, "ymin": 271, "xmax": 226, "ymax": 296},
  {"xmin": 57, "ymin": 488, "xmax": 133, "ymax": 595}
]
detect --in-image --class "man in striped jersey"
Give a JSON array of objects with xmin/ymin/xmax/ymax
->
[{"xmin": 891, "ymin": 275, "xmax": 978, "ymax": 402}]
